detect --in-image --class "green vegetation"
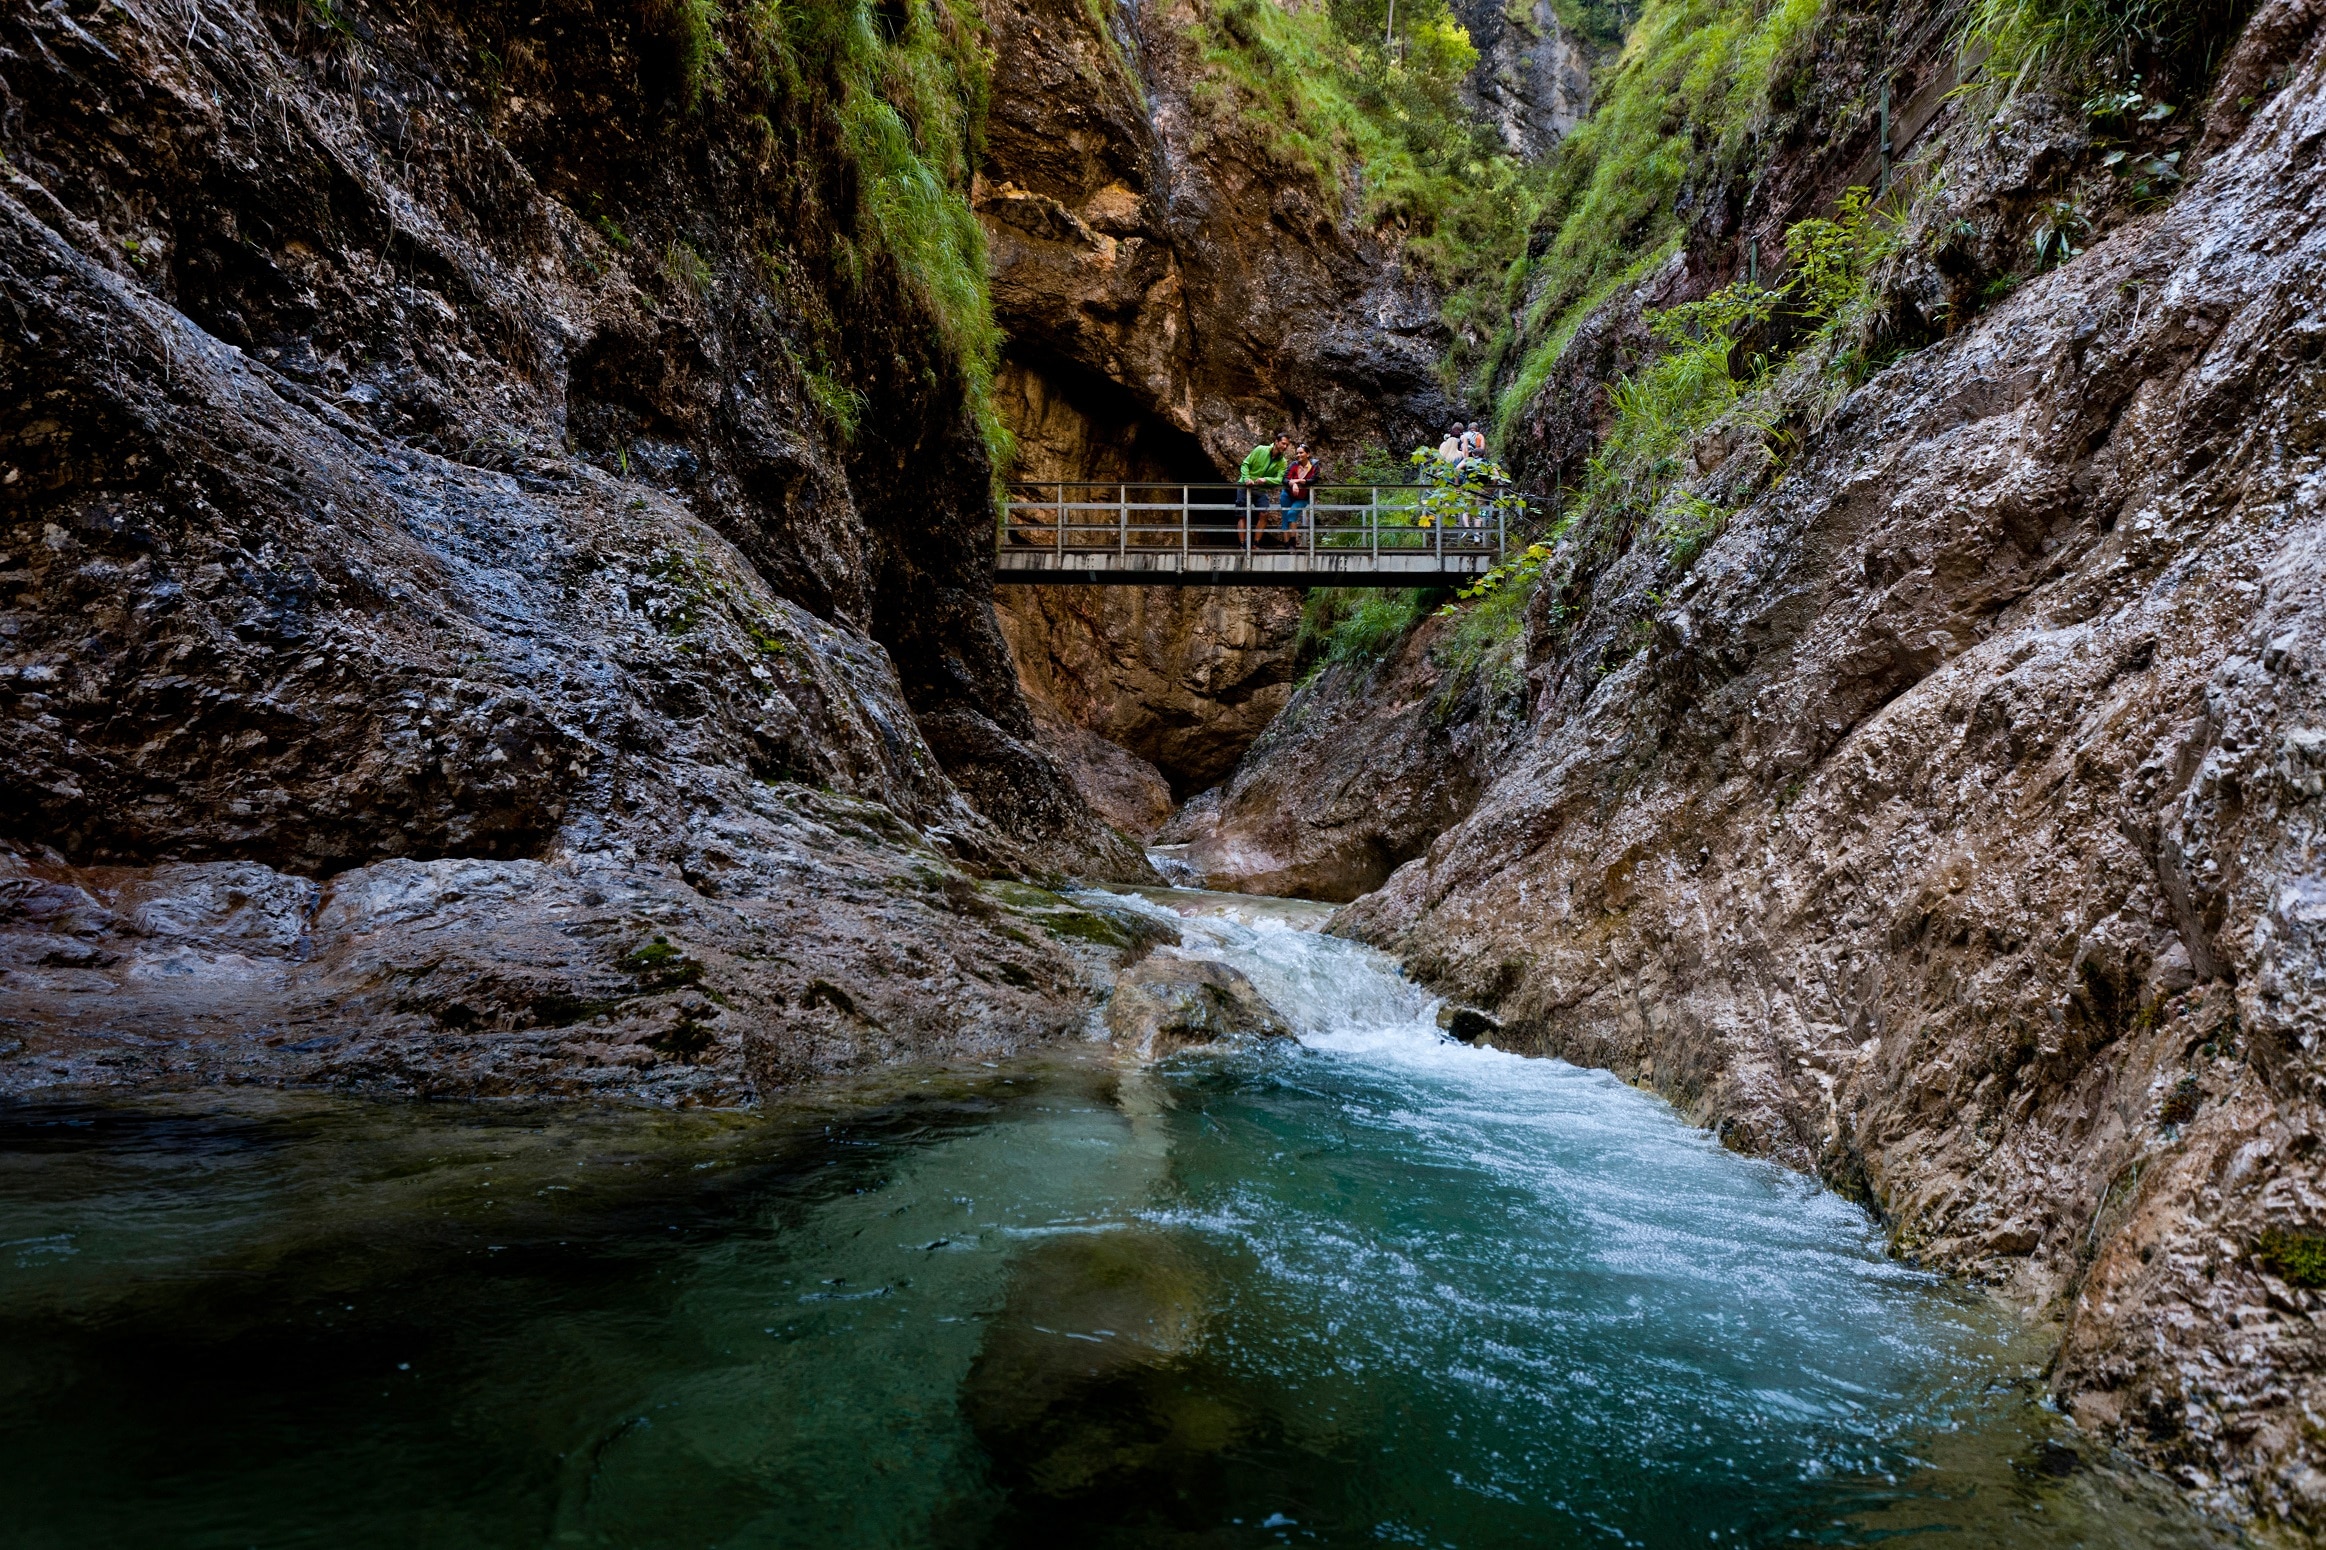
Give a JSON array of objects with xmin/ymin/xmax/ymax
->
[
  {"xmin": 1437, "ymin": 184, "xmax": 1899, "ymax": 639},
  {"xmin": 651, "ymin": 0, "xmax": 728, "ymax": 106},
  {"xmin": 1297, "ymin": 588, "xmax": 1432, "ymax": 669},
  {"xmin": 1431, "ymin": 562, "xmax": 1532, "ymax": 700},
  {"xmin": 622, "ymin": 0, "xmax": 1006, "ymax": 479},
  {"xmin": 662, "ymin": 238, "xmax": 715, "ymax": 294},
  {"xmin": 805, "ymin": 368, "xmax": 868, "ymax": 440},
  {"xmin": 1783, "ymin": 187, "xmax": 1897, "ymax": 330},
  {"xmin": 1185, "ymin": 0, "xmax": 1560, "ymax": 401},
  {"xmin": 1587, "ymin": 280, "xmax": 1776, "ymax": 519},
  {"xmin": 1957, "ymin": 0, "xmax": 2226, "ymax": 101},
  {"xmin": 2256, "ymin": 1228, "xmax": 2326, "ymax": 1289},
  {"xmin": 744, "ymin": 0, "xmax": 1006, "ymax": 468},
  {"xmin": 1484, "ymin": 0, "xmax": 1824, "ymax": 426},
  {"xmin": 625, "ymin": 934, "xmax": 706, "ymax": 987}
]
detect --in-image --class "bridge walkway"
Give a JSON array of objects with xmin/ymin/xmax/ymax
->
[{"xmin": 994, "ymin": 481, "xmax": 1533, "ymax": 587}]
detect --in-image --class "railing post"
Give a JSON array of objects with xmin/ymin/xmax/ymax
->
[
  {"xmin": 1243, "ymin": 485, "xmax": 1251, "ymax": 567},
  {"xmin": 1180, "ymin": 485, "xmax": 1189, "ymax": 570},
  {"xmin": 1118, "ymin": 482, "xmax": 1127, "ymax": 559},
  {"xmin": 1370, "ymin": 487, "xmax": 1378, "ymax": 561},
  {"xmin": 1054, "ymin": 483, "xmax": 1064, "ymax": 558}
]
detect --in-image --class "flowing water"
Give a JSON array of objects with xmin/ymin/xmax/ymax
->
[{"xmin": 0, "ymin": 891, "xmax": 2227, "ymax": 1548}]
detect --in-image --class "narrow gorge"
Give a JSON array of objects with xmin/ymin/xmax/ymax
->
[{"xmin": 2, "ymin": 0, "xmax": 2322, "ymax": 1537}]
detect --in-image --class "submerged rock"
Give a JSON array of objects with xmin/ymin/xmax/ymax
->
[{"xmin": 1103, "ymin": 953, "xmax": 1293, "ymax": 1055}]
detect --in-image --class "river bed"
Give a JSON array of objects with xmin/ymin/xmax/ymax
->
[{"xmin": 0, "ymin": 890, "xmax": 2226, "ymax": 1547}]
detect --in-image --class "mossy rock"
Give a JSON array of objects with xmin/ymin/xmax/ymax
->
[
  {"xmin": 983, "ymin": 881, "xmax": 1071, "ymax": 910},
  {"xmin": 623, "ymin": 935, "xmax": 704, "ymax": 988},
  {"xmin": 1037, "ymin": 909, "xmax": 1136, "ymax": 949}
]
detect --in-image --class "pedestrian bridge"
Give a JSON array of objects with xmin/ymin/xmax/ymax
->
[{"xmin": 995, "ymin": 481, "xmax": 1533, "ymax": 587}]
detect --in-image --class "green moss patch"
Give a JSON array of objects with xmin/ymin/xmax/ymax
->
[
  {"xmin": 2256, "ymin": 1229, "xmax": 2326, "ymax": 1289},
  {"xmin": 624, "ymin": 935, "xmax": 705, "ymax": 987}
]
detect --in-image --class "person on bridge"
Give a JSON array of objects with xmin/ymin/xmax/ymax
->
[
  {"xmin": 1460, "ymin": 422, "xmax": 1487, "ymax": 462},
  {"xmin": 1280, "ymin": 446, "xmax": 1320, "ymax": 546},
  {"xmin": 1238, "ymin": 434, "xmax": 1291, "ymax": 546}
]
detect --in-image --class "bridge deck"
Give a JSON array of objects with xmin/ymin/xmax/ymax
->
[{"xmin": 996, "ymin": 480, "xmax": 1527, "ymax": 587}]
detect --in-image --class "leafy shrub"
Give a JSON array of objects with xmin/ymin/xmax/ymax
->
[
  {"xmin": 1410, "ymin": 449, "xmax": 1532, "ymax": 533},
  {"xmin": 1783, "ymin": 186, "xmax": 1898, "ymax": 332}
]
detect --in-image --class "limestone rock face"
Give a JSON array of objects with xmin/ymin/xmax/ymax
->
[
  {"xmin": 1103, "ymin": 952, "xmax": 1294, "ymax": 1055},
  {"xmin": 975, "ymin": 0, "xmax": 1460, "ymax": 475},
  {"xmin": 1025, "ymin": 702, "xmax": 1179, "ymax": 839},
  {"xmin": 997, "ymin": 584, "xmax": 1304, "ymax": 807},
  {"xmin": 1450, "ymin": 0, "xmax": 1594, "ymax": 157},
  {"xmin": 0, "ymin": 808, "xmax": 1136, "ymax": 1099},
  {"xmin": 0, "ymin": 0, "xmax": 1149, "ymax": 1098},
  {"xmin": 1344, "ymin": 8, "xmax": 2326, "ymax": 1524},
  {"xmin": 1154, "ymin": 614, "xmax": 1518, "ymax": 900}
]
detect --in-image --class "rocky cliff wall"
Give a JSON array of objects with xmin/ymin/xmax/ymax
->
[
  {"xmin": 975, "ymin": 0, "xmax": 1585, "ymax": 823},
  {"xmin": 0, "ymin": 0, "xmax": 1157, "ymax": 1100},
  {"xmin": 1155, "ymin": 610, "xmax": 1521, "ymax": 898},
  {"xmin": 1338, "ymin": 1, "xmax": 2326, "ymax": 1529}
]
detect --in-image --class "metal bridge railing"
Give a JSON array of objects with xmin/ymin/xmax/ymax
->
[{"xmin": 997, "ymin": 481, "xmax": 1533, "ymax": 568}]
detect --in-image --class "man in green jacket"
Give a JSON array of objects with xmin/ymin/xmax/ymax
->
[{"xmin": 1237, "ymin": 434, "xmax": 1291, "ymax": 547}]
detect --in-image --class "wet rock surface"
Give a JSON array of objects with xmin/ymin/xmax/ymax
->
[
  {"xmin": 1344, "ymin": 9, "xmax": 2326, "ymax": 1527},
  {"xmin": 1103, "ymin": 952, "xmax": 1293, "ymax": 1055},
  {"xmin": 0, "ymin": 805, "xmax": 1142, "ymax": 1100},
  {"xmin": 0, "ymin": 0, "xmax": 1148, "ymax": 1097}
]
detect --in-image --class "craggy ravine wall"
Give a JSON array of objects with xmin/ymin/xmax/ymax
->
[
  {"xmin": 0, "ymin": 0, "xmax": 1165, "ymax": 1100},
  {"xmin": 976, "ymin": 0, "xmax": 1593, "ymax": 824},
  {"xmin": 1327, "ymin": 0, "xmax": 2326, "ymax": 1532}
]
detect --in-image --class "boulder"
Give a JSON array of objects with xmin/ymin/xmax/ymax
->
[
  {"xmin": 1103, "ymin": 954, "xmax": 1293, "ymax": 1055},
  {"xmin": 1436, "ymin": 1005, "xmax": 1502, "ymax": 1046}
]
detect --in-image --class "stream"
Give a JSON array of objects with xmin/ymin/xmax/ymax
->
[{"xmin": 0, "ymin": 890, "xmax": 2226, "ymax": 1548}]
